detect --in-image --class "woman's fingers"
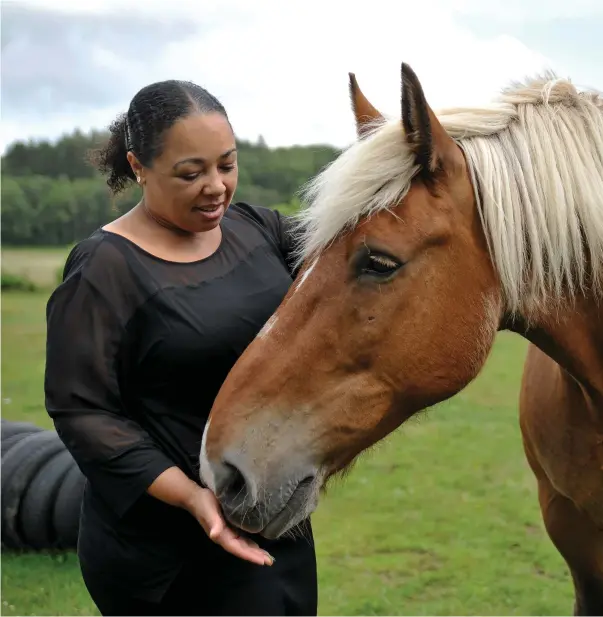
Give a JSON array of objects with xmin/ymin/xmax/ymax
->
[
  {"xmin": 213, "ymin": 525, "xmax": 274, "ymax": 566},
  {"xmin": 195, "ymin": 487, "xmax": 274, "ymax": 566}
]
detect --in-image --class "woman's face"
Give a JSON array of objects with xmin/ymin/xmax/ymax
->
[{"xmin": 134, "ymin": 111, "xmax": 238, "ymax": 233}]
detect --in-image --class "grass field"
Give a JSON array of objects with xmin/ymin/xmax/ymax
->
[
  {"xmin": 1, "ymin": 252, "xmax": 574, "ymax": 615},
  {"xmin": 1, "ymin": 246, "xmax": 72, "ymax": 289}
]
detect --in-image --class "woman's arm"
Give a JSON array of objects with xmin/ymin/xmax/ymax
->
[
  {"xmin": 46, "ymin": 272, "xmax": 174, "ymax": 518},
  {"xmin": 45, "ymin": 265, "xmax": 271, "ymax": 566}
]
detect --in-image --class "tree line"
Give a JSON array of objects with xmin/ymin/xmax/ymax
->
[{"xmin": 1, "ymin": 130, "xmax": 340, "ymax": 246}]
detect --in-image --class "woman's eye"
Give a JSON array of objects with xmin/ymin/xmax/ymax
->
[
  {"xmin": 181, "ymin": 164, "xmax": 234, "ymax": 181},
  {"xmin": 181, "ymin": 173, "xmax": 199, "ymax": 181}
]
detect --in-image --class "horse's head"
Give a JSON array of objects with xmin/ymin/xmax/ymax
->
[{"xmin": 200, "ymin": 63, "xmax": 504, "ymax": 538}]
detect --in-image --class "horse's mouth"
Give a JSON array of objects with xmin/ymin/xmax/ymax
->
[
  {"xmin": 260, "ymin": 475, "xmax": 318, "ymax": 539},
  {"xmin": 223, "ymin": 475, "xmax": 318, "ymax": 540}
]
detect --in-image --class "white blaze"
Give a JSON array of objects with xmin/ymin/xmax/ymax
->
[
  {"xmin": 256, "ymin": 314, "xmax": 278, "ymax": 339},
  {"xmin": 293, "ymin": 258, "xmax": 318, "ymax": 295},
  {"xmin": 199, "ymin": 418, "xmax": 216, "ymax": 492},
  {"xmin": 256, "ymin": 258, "xmax": 319, "ymax": 340}
]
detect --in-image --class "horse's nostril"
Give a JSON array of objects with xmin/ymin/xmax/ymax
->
[
  {"xmin": 222, "ymin": 462, "xmax": 247, "ymax": 499},
  {"xmin": 213, "ymin": 458, "xmax": 253, "ymax": 508}
]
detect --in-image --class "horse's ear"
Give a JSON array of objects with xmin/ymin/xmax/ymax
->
[
  {"xmin": 349, "ymin": 72, "xmax": 384, "ymax": 137},
  {"xmin": 400, "ymin": 62, "xmax": 460, "ymax": 173}
]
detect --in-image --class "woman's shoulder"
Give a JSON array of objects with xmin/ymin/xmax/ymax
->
[
  {"xmin": 61, "ymin": 229, "xmax": 133, "ymax": 283},
  {"xmin": 226, "ymin": 202, "xmax": 299, "ymax": 274},
  {"xmin": 226, "ymin": 202, "xmax": 292, "ymax": 245},
  {"xmin": 228, "ymin": 200, "xmax": 292, "ymax": 225},
  {"xmin": 51, "ymin": 230, "xmax": 158, "ymax": 324}
]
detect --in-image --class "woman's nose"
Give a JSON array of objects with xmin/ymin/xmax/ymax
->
[{"xmin": 202, "ymin": 170, "xmax": 226, "ymax": 196}]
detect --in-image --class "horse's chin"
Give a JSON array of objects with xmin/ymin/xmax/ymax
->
[{"xmin": 224, "ymin": 475, "xmax": 321, "ymax": 540}]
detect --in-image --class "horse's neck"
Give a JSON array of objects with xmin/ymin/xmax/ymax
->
[{"xmin": 514, "ymin": 295, "xmax": 603, "ymax": 406}]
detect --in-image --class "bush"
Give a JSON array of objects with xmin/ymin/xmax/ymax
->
[
  {"xmin": 55, "ymin": 266, "xmax": 64, "ymax": 286},
  {"xmin": 271, "ymin": 198, "xmax": 303, "ymax": 217},
  {"xmin": 1, "ymin": 272, "xmax": 37, "ymax": 292}
]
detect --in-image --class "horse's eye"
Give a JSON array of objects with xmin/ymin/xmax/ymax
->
[
  {"xmin": 359, "ymin": 251, "xmax": 402, "ymax": 278},
  {"xmin": 365, "ymin": 254, "xmax": 400, "ymax": 274}
]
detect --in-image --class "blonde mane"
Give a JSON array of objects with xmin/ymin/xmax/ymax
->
[{"xmin": 293, "ymin": 73, "xmax": 603, "ymax": 316}]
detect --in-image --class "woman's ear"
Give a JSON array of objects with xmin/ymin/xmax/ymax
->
[{"xmin": 127, "ymin": 151, "xmax": 144, "ymax": 185}]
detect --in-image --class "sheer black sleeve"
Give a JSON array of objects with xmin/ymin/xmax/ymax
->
[
  {"xmin": 44, "ymin": 245, "xmax": 175, "ymax": 518},
  {"xmin": 271, "ymin": 209, "xmax": 300, "ymax": 276},
  {"xmin": 233, "ymin": 202, "xmax": 301, "ymax": 276}
]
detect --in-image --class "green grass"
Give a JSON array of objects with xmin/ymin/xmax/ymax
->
[
  {"xmin": 1, "ymin": 263, "xmax": 574, "ymax": 615},
  {"xmin": 1, "ymin": 246, "xmax": 72, "ymax": 289},
  {"xmin": 2, "ymin": 292, "xmax": 56, "ymax": 429}
]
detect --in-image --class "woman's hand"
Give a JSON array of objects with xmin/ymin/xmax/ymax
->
[
  {"xmin": 147, "ymin": 466, "xmax": 273, "ymax": 566},
  {"xmin": 183, "ymin": 485, "xmax": 274, "ymax": 566}
]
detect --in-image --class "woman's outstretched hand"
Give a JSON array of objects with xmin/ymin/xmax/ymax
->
[
  {"xmin": 184, "ymin": 486, "xmax": 274, "ymax": 566},
  {"xmin": 147, "ymin": 467, "xmax": 273, "ymax": 567}
]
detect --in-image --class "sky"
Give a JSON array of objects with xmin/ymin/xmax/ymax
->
[{"xmin": 2, "ymin": 0, "xmax": 602, "ymax": 153}]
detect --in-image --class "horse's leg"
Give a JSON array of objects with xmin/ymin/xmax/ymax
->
[
  {"xmin": 532, "ymin": 470, "xmax": 603, "ymax": 615},
  {"xmin": 520, "ymin": 345, "xmax": 603, "ymax": 616}
]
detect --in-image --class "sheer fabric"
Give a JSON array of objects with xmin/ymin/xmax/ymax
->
[{"xmin": 44, "ymin": 203, "xmax": 313, "ymax": 603}]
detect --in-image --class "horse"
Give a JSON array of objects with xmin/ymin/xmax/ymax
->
[{"xmin": 200, "ymin": 63, "xmax": 603, "ymax": 615}]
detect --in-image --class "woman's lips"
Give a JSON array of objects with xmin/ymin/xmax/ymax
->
[{"xmin": 192, "ymin": 203, "xmax": 224, "ymax": 220}]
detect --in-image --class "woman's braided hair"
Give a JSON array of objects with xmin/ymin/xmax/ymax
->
[{"xmin": 90, "ymin": 80, "xmax": 228, "ymax": 194}]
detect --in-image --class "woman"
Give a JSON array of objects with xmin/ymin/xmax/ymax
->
[{"xmin": 44, "ymin": 79, "xmax": 317, "ymax": 616}]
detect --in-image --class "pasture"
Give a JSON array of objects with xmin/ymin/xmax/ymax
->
[
  {"xmin": 1, "ymin": 247, "xmax": 71, "ymax": 290},
  {"xmin": 1, "ymin": 248, "xmax": 572, "ymax": 616}
]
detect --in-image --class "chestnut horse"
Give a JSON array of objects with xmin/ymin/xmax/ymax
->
[{"xmin": 201, "ymin": 64, "xmax": 603, "ymax": 614}]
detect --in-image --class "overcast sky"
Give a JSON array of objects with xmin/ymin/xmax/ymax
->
[{"xmin": 2, "ymin": 0, "xmax": 602, "ymax": 153}]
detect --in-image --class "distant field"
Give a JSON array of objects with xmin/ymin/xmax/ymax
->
[
  {"xmin": 2, "ymin": 246, "xmax": 72, "ymax": 289},
  {"xmin": 1, "ymin": 252, "xmax": 574, "ymax": 616}
]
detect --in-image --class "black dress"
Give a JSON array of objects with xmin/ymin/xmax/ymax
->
[{"xmin": 44, "ymin": 202, "xmax": 317, "ymax": 616}]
